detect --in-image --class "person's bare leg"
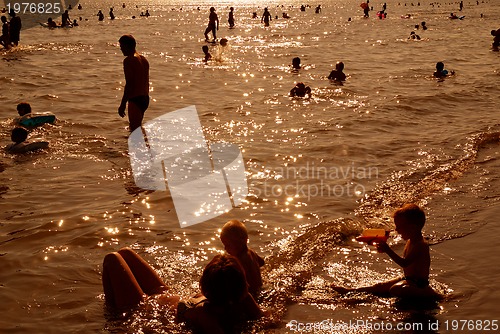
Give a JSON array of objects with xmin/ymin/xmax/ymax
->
[
  {"xmin": 102, "ymin": 252, "xmax": 144, "ymax": 310},
  {"xmin": 117, "ymin": 247, "xmax": 168, "ymax": 295},
  {"xmin": 127, "ymin": 102, "xmax": 144, "ymax": 132},
  {"xmin": 331, "ymin": 277, "xmax": 402, "ymax": 295}
]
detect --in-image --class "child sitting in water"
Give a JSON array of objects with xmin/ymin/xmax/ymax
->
[
  {"xmin": 220, "ymin": 220, "xmax": 265, "ymax": 297},
  {"xmin": 332, "ymin": 203, "xmax": 440, "ymax": 299},
  {"xmin": 102, "ymin": 248, "xmax": 264, "ymax": 332},
  {"xmin": 290, "ymin": 82, "xmax": 311, "ymax": 97},
  {"xmin": 6, "ymin": 127, "xmax": 49, "ymax": 153},
  {"xmin": 328, "ymin": 61, "xmax": 347, "ymax": 82},
  {"xmin": 433, "ymin": 61, "xmax": 454, "ymax": 78},
  {"xmin": 202, "ymin": 45, "xmax": 211, "ymax": 62}
]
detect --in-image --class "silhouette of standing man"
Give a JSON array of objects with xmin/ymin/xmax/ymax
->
[
  {"xmin": 118, "ymin": 35, "xmax": 150, "ymax": 132},
  {"xmin": 9, "ymin": 9, "xmax": 21, "ymax": 46}
]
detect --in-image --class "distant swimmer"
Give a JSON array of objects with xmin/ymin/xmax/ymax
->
[
  {"xmin": 118, "ymin": 35, "xmax": 150, "ymax": 132},
  {"xmin": 433, "ymin": 61, "xmax": 454, "ymax": 78},
  {"xmin": 72, "ymin": 19, "xmax": 79, "ymax": 27},
  {"xmin": 261, "ymin": 7, "xmax": 272, "ymax": 26},
  {"xmin": 97, "ymin": 10, "xmax": 104, "ymax": 21},
  {"xmin": 228, "ymin": 7, "xmax": 235, "ymax": 28},
  {"xmin": 204, "ymin": 7, "xmax": 219, "ymax": 42},
  {"xmin": 9, "ymin": 9, "xmax": 21, "ymax": 46},
  {"xmin": 290, "ymin": 82, "xmax": 312, "ymax": 97},
  {"xmin": 292, "ymin": 57, "xmax": 301, "ymax": 70},
  {"xmin": 46, "ymin": 17, "xmax": 58, "ymax": 28},
  {"xmin": 315, "ymin": 5, "xmax": 321, "ymax": 14},
  {"xmin": 421, "ymin": 21, "xmax": 427, "ymax": 30},
  {"xmin": 328, "ymin": 61, "xmax": 347, "ymax": 82},
  {"xmin": 109, "ymin": 8, "xmax": 115, "ymax": 20},
  {"xmin": 6, "ymin": 127, "xmax": 49, "ymax": 154},
  {"xmin": 408, "ymin": 31, "xmax": 421, "ymax": 40},
  {"xmin": 282, "ymin": 12, "xmax": 290, "ymax": 19},
  {"xmin": 202, "ymin": 45, "xmax": 211, "ymax": 62},
  {"xmin": 78, "ymin": 4, "xmax": 82, "ymax": 10}
]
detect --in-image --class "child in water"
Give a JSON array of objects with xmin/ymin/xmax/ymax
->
[
  {"xmin": 102, "ymin": 249, "xmax": 264, "ymax": 332},
  {"xmin": 290, "ymin": 82, "xmax": 312, "ymax": 97},
  {"xmin": 201, "ymin": 45, "xmax": 211, "ymax": 62},
  {"xmin": 220, "ymin": 220, "xmax": 265, "ymax": 297},
  {"xmin": 433, "ymin": 61, "xmax": 454, "ymax": 78},
  {"xmin": 291, "ymin": 57, "xmax": 301, "ymax": 70},
  {"xmin": 332, "ymin": 203, "xmax": 440, "ymax": 299},
  {"xmin": 6, "ymin": 127, "xmax": 49, "ymax": 154},
  {"xmin": 328, "ymin": 61, "xmax": 347, "ymax": 82}
]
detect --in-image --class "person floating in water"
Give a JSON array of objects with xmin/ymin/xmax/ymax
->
[
  {"xmin": 46, "ymin": 17, "xmax": 59, "ymax": 28},
  {"xmin": 118, "ymin": 35, "xmax": 150, "ymax": 132},
  {"xmin": 202, "ymin": 45, "xmax": 211, "ymax": 62},
  {"xmin": 204, "ymin": 7, "xmax": 219, "ymax": 42},
  {"xmin": 102, "ymin": 248, "xmax": 265, "ymax": 331},
  {"xmin": 228, "ymin": 7, "xmax": 235, "ymax": 28},
  {"xmin": 421, "ymin": 21, "xmax": 427, "ymax": 30},
  {"xmin": 328, "ymin": 61, "xmax": 347, "ymax": 82},
  {"xmin": 290, "ymin": 82, "xmax": 312, "ymax": 97},
  {"xmin": 261, "ymin": 7, "xmax": 272, "ymax": 27},
  {"xmin": 433, "ymin": 61, "xmax": 454, "ymax": 78},
  {"xmin": 332, "ymin": 204, "xmax": 441, "ymax": 300},
  {"xmin": 6, "ymin": 127, "xmax": 49, "ymax": 154}
]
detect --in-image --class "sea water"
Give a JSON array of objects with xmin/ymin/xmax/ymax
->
[{"xmin": 1, "ymin": 0, "xmax": 499, "ymax": 333}]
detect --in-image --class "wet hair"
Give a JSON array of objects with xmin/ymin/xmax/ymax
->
[
  {"xmin": 17, "ymin": 102, "xmax": 32, "ymax": 116},
  {"xmin": 202, "ymin": 45, "xmax": 209, "ymax": 52},
  {"xmin": 220, "ymin": 220, "xmax": 248, "ymax": 243},
  {"xmin": 436, "ymin": 61, "xmax": 445, "ymax": 71},
  {"xmin": 393, "ymin": 203, "xmax": 426, "ymax": 230},
  {"xmin": 11, "ymin": 127, "xmax": 28, "ymax": 143},
  {"xmin": 230, "ymin": 7, "xmax": 234, "ymax": 10},
  {"xmin": 210, "ymin": 7, "xmax": 215, "ymax": 12},
  {"xmin": 336, "ymin": 61, "xmax": 345, "ymax": 71},
  {"xmin": 119, "ymin": 34, "xmax": 136, "ymax": 50},
  {"xmin": 200, "ymin": 254, "xmax": 248, "ymax": 306}
]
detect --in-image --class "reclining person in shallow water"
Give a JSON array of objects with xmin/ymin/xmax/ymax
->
[
  {"xmin": 332, "ymin": 203, "xmax": 440, "ymax": 299},
  {"xmin": 102, "ymin": 248, "xmax": 264, "ymax": 333},
  {"xmin": 6, "ymin": 127, "xmax": 49, "ymax": 154}
]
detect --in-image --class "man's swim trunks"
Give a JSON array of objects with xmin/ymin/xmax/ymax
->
[
  {"xmin": 404, "ymin": 276, "xmax": 429, "ymax": 288},
  {"xmin": 128, "ymin": 95, "xmax": 150, "ymax": 113}
]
